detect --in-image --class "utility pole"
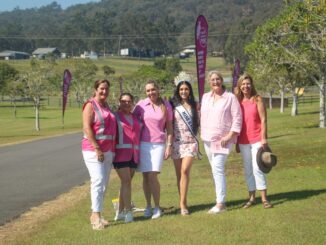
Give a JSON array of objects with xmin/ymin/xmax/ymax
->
[{"xmin": 117, "ymin": 35, "xmax": 122, "ymax": 56}]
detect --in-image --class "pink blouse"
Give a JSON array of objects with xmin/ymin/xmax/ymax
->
[
  {"xmin": 133, "ymin": 98, "xmax": 173, "ymax": 143},
  {"xmin": 200, "ymin": 91, "xmax": 242, "ymax": 143}
]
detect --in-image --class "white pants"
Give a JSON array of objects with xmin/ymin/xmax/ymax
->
[
  {"xmin": 82, "ymin": 151, "xmax": 114, "ymax": 212},
  {"xmin": 204, "ymin": 142, "xmax": 229, "ymax": 204},
  {"xmin": 239, "ymin": 142, "xmax": 267, "ymax": 191}
]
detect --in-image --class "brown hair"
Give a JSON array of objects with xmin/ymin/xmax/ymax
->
[
  {"xmin": 234, "ymin": 73, "xmax": 258, "ymax": 101},
  {"xmin": 93, "ymin": 79, "xmax": 110, "ymax": 97},
  {"xmin": 146, "ymin": 80, "xmax": 167, "ymax": 117}
]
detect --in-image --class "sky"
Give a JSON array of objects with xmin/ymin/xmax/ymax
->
[{"xmin": 0, "ymin": 0, "xmax": 101, "ymax": 12}]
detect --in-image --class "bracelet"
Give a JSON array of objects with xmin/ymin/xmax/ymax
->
[
  {"xmin": 167, "ymin": 143, "xmax": 172, "ymax": 146},
  {"xmin": 94, "ymin": 145, "xmax": 100, "ymax": 149}
]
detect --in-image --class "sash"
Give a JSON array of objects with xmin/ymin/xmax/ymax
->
[{"xmin": 175, "ymin": 105, "xmax": 202, "ymax": 160}]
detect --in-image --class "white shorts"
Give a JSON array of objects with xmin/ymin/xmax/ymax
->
[{"xmin": 138, "ymin": 142, "xmax": 165, "ymax": 173}]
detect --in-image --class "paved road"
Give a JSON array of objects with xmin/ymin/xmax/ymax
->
[{"xmin": 0, "ymin": 133, "xmax": 89, "ymax": 225}]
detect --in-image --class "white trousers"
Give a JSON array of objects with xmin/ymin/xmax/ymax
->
[
  {"xmin": 82, "ymin": 151, "xmax": 114, "ymax": 212},
  {"xmin": 239, "ymin": 142, "xmax": 267, "ymax": 191},
  {"xmin": 204, "ymin": 142, "xmax": 229, "ymax": 204}
]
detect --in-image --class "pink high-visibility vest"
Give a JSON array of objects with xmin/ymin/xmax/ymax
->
[
  {"xmin": 114, "ymin": 111, "xmax": 141, "ymax": 163},
  {"xmin": 82, "ymin": 98, "xmax": 116, "ymax": 153}
]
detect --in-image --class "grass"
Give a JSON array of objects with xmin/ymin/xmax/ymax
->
[{"xmin": 1, "ymin": 101, "xmax": 325, "ymax": 244}]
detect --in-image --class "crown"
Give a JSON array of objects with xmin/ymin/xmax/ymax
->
[{"xmin": 174, "ymin": 71, "xmax": 194, "ymax": 86}]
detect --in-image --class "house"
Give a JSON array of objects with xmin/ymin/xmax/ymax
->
[
  {"xmin": 0, "ymin": 50, "xmax": 30, "ymax": 60},
  {"xmin": 120, "ymin": 48, "xmax": 162, "ymax": 58},
  {"xmin": 180, "ymin": 45, "xmax": 196, "ymax": 55},
  {"xmin": 81, "ymin": 51, "xmax": 98, "ymax": 59},
  {"xmin": 32, "ymin": 48, "xmax": 60, "ymax": 59}
]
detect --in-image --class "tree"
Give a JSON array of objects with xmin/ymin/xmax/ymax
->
[
  {"xmin": 102, "ymin": 65, "xmax": 115, "ymax": 77},
  {"xmin": 21, "ymin": 59, "xmax": 55, "ymax": 131},
  {"xmin": 69, "ymin": 59, "xmax": 98, "ymax": 107},
  {"xmin": 0, "ymin": 63, "xmax": 18, "ymax": 95}
]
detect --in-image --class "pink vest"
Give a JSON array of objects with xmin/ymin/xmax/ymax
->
[
  {"xmin": 238, "ymin": 100, "xmax": 261, "ymax": 144},
  {"xmin": 114, "ymin": 111, "xmax": 141, "ymax": 163},
  {"xmin": 82, "ymin": 98, "xmax": 116, "ymax": 153}
]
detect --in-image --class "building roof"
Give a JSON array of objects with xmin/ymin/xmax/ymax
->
[
  {"xmin": 0, "ymin": 50, "xmax": 30, "ymax": 57},
  {"xmin": 32, "ymin": 48, "xmax": 59, "ymax": 55},
  {"xmin": 183, "ymin": 45, "xmax": 196, "ymax": 50}
]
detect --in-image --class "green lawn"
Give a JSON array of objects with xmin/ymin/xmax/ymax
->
[{"xmin": 2, "ymin": 101, "xmax": 325, "ymax": 244}]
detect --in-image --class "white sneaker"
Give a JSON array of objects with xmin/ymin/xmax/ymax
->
[
  {"xmin": 151, "ymin": 207, "xmax": 163, "ymax": 219},
  {"xmin": 144, "ymin": 207, "xmax": 152, "ymax": 218},
  {"xmin": 114, "ymin": 212, "xmax": 125, "ymax": 221},
  {"xmin": 124, "ymin": 211, "xmax": 134, "ymax": 223},
  {"xmin": 207, "ymin": 206, "xmax": 226, "ymax": 214}
]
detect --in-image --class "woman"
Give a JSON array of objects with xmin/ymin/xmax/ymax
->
[
  {"xmin": 82, "ymin": 79, "xmax": 116, "ymax": 230},
  {"xmin": 170, "ymin": 72, "xmax": 199, "ymax": 215},
  {"xmin": 235, "ymin": 73, "xmax": 273, "ymax": 209},
  {"xmin": 133, "ymin": 81, "xmax": 173, "ymax": 219},
  {"xmin": 113, "ymin": 93, "xmax": 141, "ymax": 223},
  {"xmin": 200, "ymin": 71, "xmax": 242, "ymax": 214}
]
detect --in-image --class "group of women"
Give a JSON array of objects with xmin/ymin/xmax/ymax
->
[{"xmin": 81, "ymin": 71, "xmax": 273, "ymax": 230}]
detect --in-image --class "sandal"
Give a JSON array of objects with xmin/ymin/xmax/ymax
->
[
  {"xmin": 101, "ymin": 217, "xmax": 109, "ymax": 226},
  {"xmin": 91, "ymin": 219, "xmax": 105, "ymax": 230},
  {"xmin": 181, "ymin": 209, "xmax": 189, "ymax": 216},
  {"xmin": 262, "ymin": 201, "xmax": 273, "ymax": 209},
  {"xmin": 242, "ymin": 200, "xmax": 256, "ymax": 209}
]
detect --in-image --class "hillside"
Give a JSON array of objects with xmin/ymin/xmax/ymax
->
[{"xmin": 0, "ymin": 0, "xmax": 284, "ymax": 63}]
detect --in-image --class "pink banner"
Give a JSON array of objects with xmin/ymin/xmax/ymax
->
[
  {"xmin": 62, "ymin": 69, "xmax": 72, "ymax": 118},
  {"xmin": 195, "ymin": 15, "xmax": 208, "ymax": 103},
  {"xmin": 232, "ymin": 59, "xmax": 240, "ymax": 93}
]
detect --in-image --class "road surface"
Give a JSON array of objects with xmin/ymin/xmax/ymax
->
[{"xmin": 0, "ymin": 133, "xmax": 89, "ymax": 225}]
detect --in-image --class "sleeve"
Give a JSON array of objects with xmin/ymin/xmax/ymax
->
[
  {"xmin": 133, "ymin": 102, "xmax": 143, "ymax": 122},
  {"xmin": 230, "ymin": 95, "xmax": 242, "ymax": 133}
]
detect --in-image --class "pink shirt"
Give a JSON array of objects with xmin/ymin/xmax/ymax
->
[
  {"xmin": 133, "ymin": 98, "xmax": 173, "ymax": 143},
  {"xmin": 200, "ymin": 91, "xmax": 242, "ymax": 143},
  {"xmin": 238, "ymin": 100, "xmax": 261, "ymax": 144}
]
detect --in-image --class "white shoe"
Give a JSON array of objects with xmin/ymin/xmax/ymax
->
[
  {"xmin": 124, "ymin": 211, "xmax": 134, "ymax": 223},
  {"xmin": 144, "ymin": 207, "xmax": 152, "ymax": 218},
  {"xmin": 207, "ymin": 206, "xmax": 226, "ymax": 214},
  {"xmin": 151, "ymin": 207, "xmax": 163, "ymax": 219},
  {"xmin": 114, "ymin": 212, "xmax": 125, "ymax": 221}
]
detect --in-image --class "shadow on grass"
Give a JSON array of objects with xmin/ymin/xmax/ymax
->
[
  {"xmin": 269, "ymin": 134, "xmax": 294, "ymax": 139},
  {"xmin": 166, "ymin": 189, "xmax": 326, "ymax": 215}
]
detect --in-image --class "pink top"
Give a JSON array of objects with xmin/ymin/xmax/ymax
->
[
  {"xmin": 82, "ymin": 98, "xmax": 116, "ymax": 153},
  {"xmin": 200, "ymin": 91, "xmax": 242, "ymax": 143},
  {"xmin": 133, "ymin": 98, "xmax": 173, "ymax": 143},
  {"xmin": 238, "ymin": 100, "xmax": 261, "ymax": 144}
]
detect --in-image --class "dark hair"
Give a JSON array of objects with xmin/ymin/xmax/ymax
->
[
  {"xmin": 170, "ymin": 81, "xmax": 199, "ymax": 135},
  {"xmin": 119, "ymin": 92, "xmax": 134, "ymax": 103}
]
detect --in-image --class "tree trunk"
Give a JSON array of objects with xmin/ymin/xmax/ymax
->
[
  {"xmin": 35, "ymin": 98, "xmax": 40, "ymax": 131},
  {"xmin": 319, "ymin": 81, "xmax": 325, "ymax": 128},
  {"xmin": 291, "ymin": 93, "xmax": 298, "ymax": 116},
  {"xmin": 280, "ymin": 88, "xmax": 285, "ymax": 113},
  {"xmin": 269, "ymin": 92, "xmax": 273, "ymax": 110}
]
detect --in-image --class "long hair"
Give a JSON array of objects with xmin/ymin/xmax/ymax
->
[
  {"xmin": 234, "ymin": 73, "xmax": 258, "ymax": 101},
  {"xmin": 170, "ymin": 81, "xmax": 199, "ymax": 135},
  {"xmin": 145, "ymin": 80, "xmax": 167, "ymax": 117}
]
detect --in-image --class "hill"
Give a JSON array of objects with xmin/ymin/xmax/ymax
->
[{"xmin": 0, "ymin": 0, "xmax": 284, "ymax": 63}]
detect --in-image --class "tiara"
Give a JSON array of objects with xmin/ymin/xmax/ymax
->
[{"xmin": 174, "ymin": 71, "xmax": 194, "ymax": 86}]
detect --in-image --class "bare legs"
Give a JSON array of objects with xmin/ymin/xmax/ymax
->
[
  {"xmin": 174, "ymin": 156, "xmax": 193, "ymax": 211},
  {"xmin": 142, "ymin": 172, "xmax": 160, "ymax": 208},
  {"xmin": 116, "ymin": 168, "xmax": 135, "ymax": 212}
]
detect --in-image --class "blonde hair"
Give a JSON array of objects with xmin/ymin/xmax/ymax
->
[
  {"xmin": 207, "ymin": 70, "xmax": 224, "ymax": 83},
  {"xmin": 234, "ymin": 73, "xmax": 258, "ymax": 101}
]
